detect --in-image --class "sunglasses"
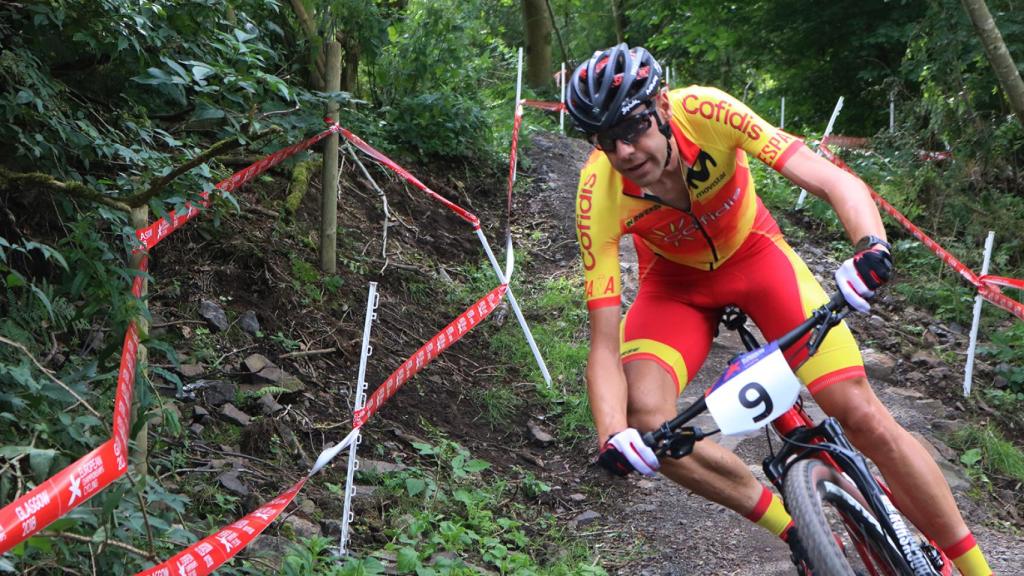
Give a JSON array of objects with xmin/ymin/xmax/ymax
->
[{"xmin": 591, "ymin": 108, "xmax": 656, "ymax": 151}]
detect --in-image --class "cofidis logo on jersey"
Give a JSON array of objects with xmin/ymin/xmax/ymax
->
[
  {"xmin": 577, "ymin": 173, "xmax": 598, "ymax": 270},
  {"xmin": 682, "ymin": 94, "xmax": 763, "ymax": 141}
]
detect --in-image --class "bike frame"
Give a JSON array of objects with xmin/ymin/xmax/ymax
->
[{"xmin": 644, "ymin": 295, "xmax": 951, "ymax": 576}]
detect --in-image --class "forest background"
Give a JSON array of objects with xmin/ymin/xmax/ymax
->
[{"xmin": 1, "ymin": 0, "xmax": 1023, "ymax": 574}]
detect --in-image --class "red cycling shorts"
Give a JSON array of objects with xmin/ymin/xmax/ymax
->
[{"xmin": 620, "ymin": 212, "xmax": 865, "ymax": 396}]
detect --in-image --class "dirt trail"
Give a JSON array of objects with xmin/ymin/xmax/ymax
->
[{"xmin": 522, "ymin": 131, "xmax": 1023, "ymax": 575}]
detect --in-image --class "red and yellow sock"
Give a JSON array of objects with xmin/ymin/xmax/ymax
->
[
  {"xmin": 942, "ymin": 533, "xmax": 992, "ymax": 576},
  {"xmin": 745, "ymin": 484, "xmax": 794, "ymax": 540}
]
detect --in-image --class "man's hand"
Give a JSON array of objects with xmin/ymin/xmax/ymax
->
[
  {"xmin": 835, "ymin": 243, "xmax": 893, "ymax": 313},
  {"xmin": 597, "ymin": 428, "xmax": 660, "ymax": 476}
]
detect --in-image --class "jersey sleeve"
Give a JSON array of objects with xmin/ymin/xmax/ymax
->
[
  {"xmin": 674, "ymin": 87, "xmax": 804, "ymax": 172},
  {"xmin": 576, "ymin": 156, "xmax": 623, "ymax": 310}
]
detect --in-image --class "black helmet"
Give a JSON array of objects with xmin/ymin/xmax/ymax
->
[{"xmin": 567, "ymin": 43, "xmax": 663, "ymax": 134}]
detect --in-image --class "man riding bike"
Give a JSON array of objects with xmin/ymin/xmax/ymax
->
[{"xmin": 568, "ymin": 43, "xmax": 992, "ymax": 576}]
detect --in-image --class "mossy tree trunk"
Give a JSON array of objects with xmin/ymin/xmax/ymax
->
[
  {"xmin": 522, "ymin": 0, "xmax": 552, "ymax": 90},
  {"xmin": 960, "ymin": 0, "xmax": 1024, "ymax": 127},
  {"xmin": 320, "ymin": 41, "xmax": 341, "ymax": 274}
]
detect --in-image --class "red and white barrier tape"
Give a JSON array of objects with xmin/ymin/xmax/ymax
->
[
  {"xmin": 980, "ymin": 275, "xmax": 1024, "ymax": 291},
  {"xmin": 354, "ymin": 284, "xmax": 507, "ymax": 427},
  {"xmin": 338, "ymin": 127, "xmax": 480, "ymax": 228},
  {"xmin": 0, "ymin": 270, "xmax": 144, "ymax": 552},
  {"xmin": 137, "ymin": 124, "xmax": 342, "ymax": 251},
  {"xmin": 523, "ymin": 100, "xmax": 565, "ymax": 113},
  {"xmin": 135, "ymin": 479, "xmax": 307, "ymax": 576},
  {"xmin": 820, "ymin": 138, "xmax": 1024, "ymax": 320},
  {"xmin": 2, "ymin": 117, "xmax": 515, "ymax": 569},
  {"xmin": 0, "ymin": 124, "xmax": 341, "ymax": 555},
  {"xmin": 136, "ymin": 284, "xmax": 507, "ymax": 575},
  {"xmin": 501, "ymin": 107, "xmax": 523, "ymax": 281}
]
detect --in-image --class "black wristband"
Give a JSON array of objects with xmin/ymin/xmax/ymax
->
[{"xmin": 854, "ymin": 235, "xmax": 891, "ymax": 253}]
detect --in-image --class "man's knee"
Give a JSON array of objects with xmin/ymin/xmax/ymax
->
[
  {"xmin": 626, "ymin": 404, "xmax": 675, "ymax": 433},
  {"xmin": 624, "ymin": 360, "xmax": 680, "ymax": 432},
  {"xmin": 818, "ymin": 377, "xmax": 903, "ymax": 454}
]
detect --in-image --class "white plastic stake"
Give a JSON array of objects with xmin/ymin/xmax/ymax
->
[
  {"xmin": 505, "ymin": 47, "xmax": 524, "ymax": 283},
  {"xmin": 796, "ymin": 96, "xmax": 844, "ymax": 208},
  {"xmin": 475, "ymin": 227, "xmax": 552, "ymax": 386},
  {"xmin": 515, "ymin": 47, "xmax": 524, "ymax": 113},
  {"xmin": 560, "ymin": 62, "xmax": 566, "ymax": 132},
  {"xmin": 338, "ymin": 282, "xmax": 379, "ymax": 555},
  {"xmin": 964, "ymin": 232, "xmax": 995, "ymax": 396},
  {"xmin": 780, "ymin": 96, "xmax": 785, "ymax": 129}
]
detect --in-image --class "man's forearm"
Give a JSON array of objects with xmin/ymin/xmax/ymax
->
[{"xmin": 586, "ymin": 351, "xmax": 630, "ymax": 446}]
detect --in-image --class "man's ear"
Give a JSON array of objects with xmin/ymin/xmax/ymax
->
[
  {"xmin": 657, "ymin": 89, "xmax": 671, "ymax": 116},
  {"xmin": 656, "ymin": 90, "xmax": 672, "ymax": 136}
]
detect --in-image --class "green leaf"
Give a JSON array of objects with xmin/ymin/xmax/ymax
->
[
  {"xmin": 960, "ymin": 448, "xmax": 982, "ymax": 467},
  {"xmin": 411, "ymin": 442, "xmax": 435, "ymax": 456},
  {"xmin": 131, "ymin": 67, "xmax": 172, "ymax": 85},
  {"xmin": 5, "ymin": 272, "xmax": 26, "ymax": 288},
  {"xmin": 463, "ymin": 459, "xmax": 489, "ymax": 474},
  {"xmin": 15, "ymin": 90, "xmax": 34, "ymax": 104},
  {"xmin": 160, "ymin": 56, "xmax": 189, "ymax": 81},
  {"xmin": 30, "ymin": 284, "xmax": 55, "ymax": 320},
  {"xmin": 29, "ymin": 449, "xmax": 56, "ymax": 481},
  {"xmin": 405, "ymin": 478, "xmax": 426, "ymax": 497},
  {"xmin": 396, "ymin": 547, "xmax": 420, "ymax": 572},
  {"xmin": 233, "ymin": 24, "xmax": 259, "ymax": 43}
]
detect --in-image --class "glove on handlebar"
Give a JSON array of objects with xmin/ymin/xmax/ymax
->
[
  {"xmin": 597, "ymin": 428, "xmax": 660, "ymax": 477},
  {"xmin": 835, "ymin": 246, "xmax": 893, "ymax": 313}
]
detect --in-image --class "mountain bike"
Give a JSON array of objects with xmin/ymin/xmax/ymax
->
[{"xmin": 642, "ymin": 293, "xmax": 952, "ymax": 576}]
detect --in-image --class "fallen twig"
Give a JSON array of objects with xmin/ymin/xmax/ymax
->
[
  {"xmin": 0, "ymin": 335, "xmax": 101, "ymax": 418},
  {"xmin": 279, "ymin": 347, "xmax": 337, "ymax": 359},
  {"xmin": 40, "ymin": 531, "xmax": 159, "ymax": 562}
]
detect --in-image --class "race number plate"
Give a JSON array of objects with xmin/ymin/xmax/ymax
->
[{"xmin": 704, "ymin": 342, "xmax": 801, "ymax": 436}]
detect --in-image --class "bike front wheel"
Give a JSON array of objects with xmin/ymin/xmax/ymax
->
[{"xmin": 783, "ymin": 459, "xmax": 918, "ymax": 576}]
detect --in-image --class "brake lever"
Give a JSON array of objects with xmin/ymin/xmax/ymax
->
[
  {"xmin": 806, "ymin": 306, "xmax": 851, "ymax": 357},
  {"xmin": 648, "ymin": 426, "xmax": 710, "ymax": 459}
]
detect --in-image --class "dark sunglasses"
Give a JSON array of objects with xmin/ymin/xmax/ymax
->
[{"xmin": 591, "ymin": 109, "xmax": 656, "ymax": 151}]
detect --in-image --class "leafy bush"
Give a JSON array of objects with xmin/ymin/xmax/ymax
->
[{"xmin": 386, "ymin": 93, "xmax": 491, "ymax": 161}]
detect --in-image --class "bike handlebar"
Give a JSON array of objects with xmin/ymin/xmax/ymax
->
[{"xmin": 642, "ymin": 292, "xmax": 851, "ymax": 454}]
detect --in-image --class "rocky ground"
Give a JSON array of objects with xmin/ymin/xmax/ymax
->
[
  {"xmin": 145, "ymin": 128, "xmax": 1022, "ymax": 575},
  {"xmin": 521, "ymin": 131, "xmax": 1024, "ymax": 575}
]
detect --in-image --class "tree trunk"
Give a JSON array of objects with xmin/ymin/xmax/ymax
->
[
  {"xmin": 522, "ymin": 0, "xmax": 552, "ymax": 90},
  {"xmin": 289, "ymin": 0, "xmax": 326, "ymax": 89},
  {"xmin": 341, "ymin": 35, "xmax": 360, "ymax": 94},
  {"xmin": 611, "ymin": 0, "xmax": 627, "ymax": 44},
  {"xmin": 960, "ymin": 0, "xmax": 1024, "ymax": 126},
  {"xmin": 320, "ymin": 42, "xmax": 341, "ymax": 274}
]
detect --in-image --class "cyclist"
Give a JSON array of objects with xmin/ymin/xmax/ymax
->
[{"xmin": 568, "ymin": 43, "xmax": 991, "ymax": 576}]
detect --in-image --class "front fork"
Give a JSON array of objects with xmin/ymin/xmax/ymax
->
[{"xmin": 764, "ymin": 411, "xmax": 945, "ymax": 575}]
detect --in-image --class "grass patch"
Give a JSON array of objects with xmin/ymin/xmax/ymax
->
[
  {"xmin": 948, "ymin": 424, "xmax": 1024, "ymax": 487},
  {"xmin": 278, "ymin": 432, "xmax": 608, "ymax": 575}
]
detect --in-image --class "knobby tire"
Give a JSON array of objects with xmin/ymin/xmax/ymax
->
[{"xmin": 784, "ymin": 459, "xmax": 916, "ymax": 576}]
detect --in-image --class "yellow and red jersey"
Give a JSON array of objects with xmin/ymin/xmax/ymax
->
[{"xmin": 576, "ymin": 86, "xmax": 804, "ymax": 310}]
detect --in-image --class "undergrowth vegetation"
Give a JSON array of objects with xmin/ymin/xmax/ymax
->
[
  {"xmin": 2, "ymin": 0, "xmax": 1024, "ymax": 572},
  {"xmin": 280, "ymin": 431, "xmax": 606, "ymax": 576}
]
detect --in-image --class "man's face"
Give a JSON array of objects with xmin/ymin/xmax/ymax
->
[{"xmin": 594, "ymin": 104, "xmax": 668, "ymax": 186}]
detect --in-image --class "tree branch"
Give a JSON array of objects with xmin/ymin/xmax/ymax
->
[
  {"xmin": 0, "ymin": 335, "xmax": 101, "ymax": 418},
  {"xmin": 0, "ymin": 168, "xmax": 131, "ymax": 212},
  {"xmin": 40, "ymin": 531, "xmax": 159, "ymax": 562},
  {"xmin": 121, "ymin": 126, "xmax": 282, "ymax": 208}
]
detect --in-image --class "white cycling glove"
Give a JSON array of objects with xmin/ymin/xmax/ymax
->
[
  {"xmin": 835, "ymin": 243, "xmax": 893, "ymax": 313},
  {"xmin": 598, "ymin": 428, "xmax": 660, "ymax": 476}
]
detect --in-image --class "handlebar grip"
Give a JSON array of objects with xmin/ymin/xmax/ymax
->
[
  {"xmin": 828, "ymin": 291, "xmax": 848, "ymax": 313},
  {"xmin": 641, "ymin": 430, "xmax": 657, "ymax": 448}
]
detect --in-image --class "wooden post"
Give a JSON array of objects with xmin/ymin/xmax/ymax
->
[
  {"xmin": 129, "ymin": 206, "xmax": 149, "ymax": 478},
  {"xmin": 321, "ymin": 42, "xmax": 341, "ymax": 274}
]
